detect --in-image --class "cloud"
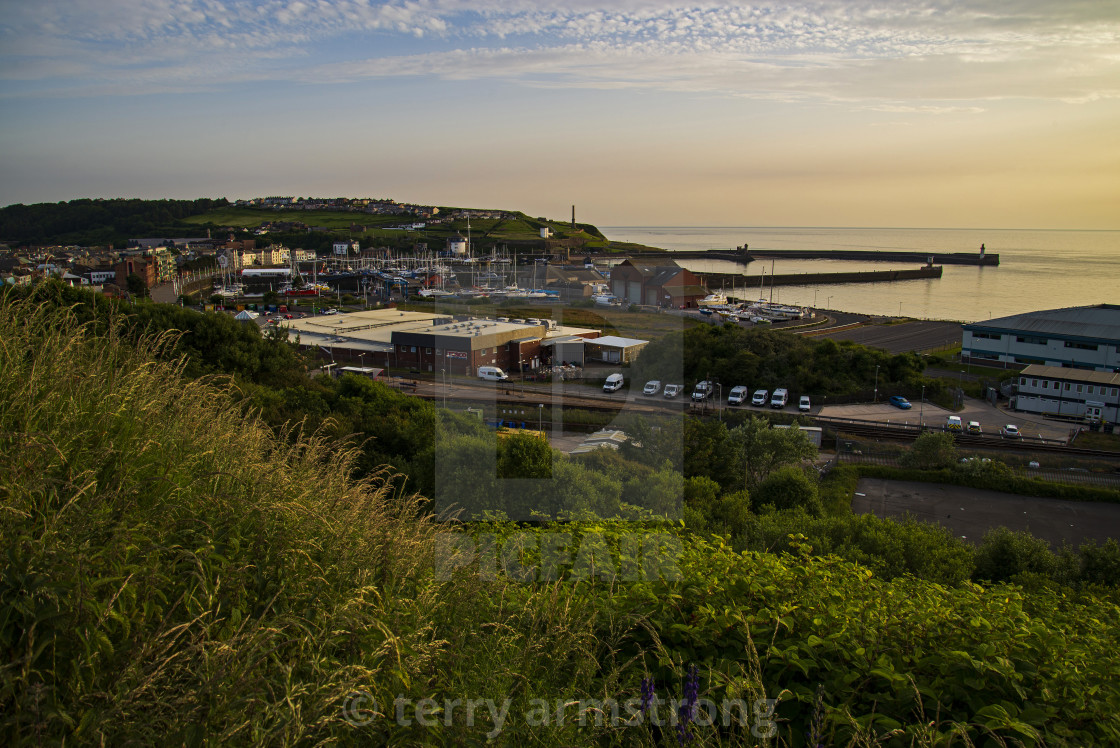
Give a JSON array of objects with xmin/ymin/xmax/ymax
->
[{"xmin": 0, "ymin": 1, "xmax": 1117, "ymax": 105}]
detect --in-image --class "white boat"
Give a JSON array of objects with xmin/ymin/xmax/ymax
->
[{"xmin": 698, "ymin": 292, "xmax": 728, "ymax": 306}]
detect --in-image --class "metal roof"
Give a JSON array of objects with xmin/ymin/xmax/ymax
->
[{"xmin": 964, "ymin": 304, "xmax": 1120, "ymax": 343}]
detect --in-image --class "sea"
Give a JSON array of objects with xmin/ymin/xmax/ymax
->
[{"xmin": 599, "ymin": 227, "xmax": 1119, "ymax": 323}]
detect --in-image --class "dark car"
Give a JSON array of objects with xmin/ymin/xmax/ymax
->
[{"xmin": 888, "ymin": 395, "xmax": 912, "ymax": 409}]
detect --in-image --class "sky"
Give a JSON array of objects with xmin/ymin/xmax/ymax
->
[{"xmin": 1, "ymin": 0, "xmax": 1118, "ymax": 229}]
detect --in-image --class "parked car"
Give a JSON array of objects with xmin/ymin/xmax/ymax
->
[
  {"xmin": 799, "ymin": 395, "xmax": 811, "ymax": 412},
  {"xmin": 751, "ymin": 389, "xmax": 768, "ymax": 406},
  {"xmin": 663, "ymin": 384, "xmax": 683, "ymax": 398},
  {"xmin": 643, "ymin": 380, "xmax": 662, "ymax": 396},
  {"xmin": 888, "ymin": 395, "xmax": 912, "ymax": 409},
  {"xmin": 691, "ymin": 381, "xmax": 713, "ymax": 401},
  {"xmin": 1001, "ymin": 424, "xmax": 1022, "ymax": 439},
  {"xmin": 945, "ymin": 416, "xmax": 963, "ymax": 432},
  {"xmin": 727, "ymin": 385, "xmax": 749, "ymax": 406},
  {"xmin": 323, "ymin": 308, "xmax": 338, "ymax": 315},
  {"xmin": 603, "ymin": 373, "xmax": 625, "ymax": 392},
  {"xmin": 770, "ymin": 388, "xmax": 789, "ymax": 409},
  {"xmin": 966, "ymin": 421, "xmax": 982, "ymax": 434},
  {"xmin": 478, "ymin": 366, "xmax": 509, "ymax": 382}
]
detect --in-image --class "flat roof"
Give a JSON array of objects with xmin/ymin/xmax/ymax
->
[
  {"xmin": 1019, "ymin": 365, "xmax": 1120, "ymax": 386},
  {"xmin": 584, "ymin": 335, "xmax": 649, "ymax": 349},
  {"xmin": 285, "ymin": 308, "xmax": 582, "ymax": 352}
]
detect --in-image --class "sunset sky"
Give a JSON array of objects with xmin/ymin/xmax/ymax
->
[{"xmin": 1, "ymin": 0, "xmax": 1117, "ymax": 228}]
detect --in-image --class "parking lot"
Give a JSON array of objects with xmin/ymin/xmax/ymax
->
[{"xmin": 819, "ymin": 398, "xmax": 1073, "ymax": 442}]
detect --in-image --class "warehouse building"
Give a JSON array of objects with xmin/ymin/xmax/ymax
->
[
  {"xmin": 962, "ymin": 304, "xmax": 1120, "ymax": 372},
  {"xmin": 285, "ymin": 308, "xmax": 599, "ymax": 375}
]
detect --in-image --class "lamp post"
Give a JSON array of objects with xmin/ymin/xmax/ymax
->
[
  {"xmin": 827, "ymin": 295, "xmax": 833, "ymax": 309},
  {"xmin": 538, "ymin": 403, "xmax": 544, "ymax": 437},
  {"xmin": 814, "ymin": 288, "xmax": 818, "ymax": 307},
  {"xmin": 920, "ymin": 384, "xmax": 925, "ymax": 428},
  {"xmin": 441, "ymin": 368, "xmax": 446, "ymax": 409},
  {"xmin": 716, "ymin": 382, "xmax": 723, "ymax": 421},
  {"xmin": 874, "ymin": 364, "xmax": 879, "ymax": 403},
  {"xmin": 958, "ymin": 370, "xmax": 965, "ymax": 407}
]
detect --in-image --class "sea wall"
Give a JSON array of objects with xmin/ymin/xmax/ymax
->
[{"xmin": 696, "ymin": 265, "xmax": 944, "ymax": 289}]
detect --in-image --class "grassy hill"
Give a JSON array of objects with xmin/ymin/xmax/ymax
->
[{"xmin": 3, "ymin": 296, "xmax": 1119, "ymax": 745}]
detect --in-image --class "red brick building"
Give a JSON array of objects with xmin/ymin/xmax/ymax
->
[
  {"xmin": 609, "ymin": 259, "xmax": 707, "ymax": 308},
  {"xmin": 114, "ymin": 256, "xmax": 156, "ymax": 291}
]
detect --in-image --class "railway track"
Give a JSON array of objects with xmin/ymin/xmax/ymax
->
[{"xmin": 823, "ymin": 418, "xmax": 1118, "ymax": 459}]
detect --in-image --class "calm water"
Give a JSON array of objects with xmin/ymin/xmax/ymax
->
[{"xmin": 601, "ymin": 227, "xmax": 1119, "ymax": 323}]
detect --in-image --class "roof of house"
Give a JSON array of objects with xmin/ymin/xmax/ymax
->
[{"xmin": 965, "ymin": 304, "xmax": 1120, "ymax": 342}]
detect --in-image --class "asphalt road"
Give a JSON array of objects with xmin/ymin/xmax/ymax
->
[{"xmin": 853, "ymin": 477, "xmax": 1120, "ymax": 548}]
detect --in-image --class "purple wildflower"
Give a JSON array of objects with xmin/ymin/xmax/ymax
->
[
  {"xmin": 641, "ymin": 677, "xmax": 655, "ymax": 715},
  {"xmin": 805, "ymin": 684, "xmax": 825, "ymax": 748},
  {"xmin": 676, "ymin": 664, "xmax": 701, "ymax": 745}
]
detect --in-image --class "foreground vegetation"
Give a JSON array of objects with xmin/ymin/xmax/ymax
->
[{"xmin": 4, "ymin": 287, "xmax": 1120, "ymax": 744}]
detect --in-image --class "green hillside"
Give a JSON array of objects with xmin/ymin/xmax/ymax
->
[{"xmin": 3, "ymin": 295, "xmax": 1120, "ymax": 744}]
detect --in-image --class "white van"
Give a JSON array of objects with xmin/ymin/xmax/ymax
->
[
  {"xmin": 770, "ymin": 388, "xmax": 788, "ymax": 409},
  {"xmin": 643, "ymin": 380, "xmax": 662, "ymax": 396},
  {"xmin": 945, "ymin": 416, "xmax": 963, "ymax": 432},
  {"xmin": 603, "ymin": 373, "xmax": 625, "ymax": 392},
  {"xmin": 728, "ymin": 385, "xmax": 748, "ymax": 405},
  {"xmin": 477, "ymin": 366, "xmax": 509, "ymax": 382},
  {"xmin": 752, "ymin": 389, "xmax": 769, "ymax": 406},
  {"xmin": 799, "ymin": 395, "xmax": 811, "ymax": 412}
]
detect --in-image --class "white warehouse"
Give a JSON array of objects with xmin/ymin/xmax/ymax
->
[{"xmin": 962, "ymin": 304, "xmax": 1120, "ymax": 372}]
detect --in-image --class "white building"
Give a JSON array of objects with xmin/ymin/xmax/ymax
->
[
  {"xmin": 1014, "ymin": 365, "xmax": 1120, "ymax": 424},
  {"xmin": 962, "ymin": 304, "xmax": 1120, "ymax": 372},
  {"xmin": 448, "ymin": 234, "xmax": 468, "ymax": 255}
]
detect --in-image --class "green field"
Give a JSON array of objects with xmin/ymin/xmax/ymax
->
[{"xmin": 180, "ymin": 206, "xmax": 631, "ymax": 250}]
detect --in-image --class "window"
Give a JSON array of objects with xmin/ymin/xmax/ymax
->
[
  {"xmin": 1064, "ymin": 341, "xmax": 1099, "ymax": 351},
  {"xmin": 1087, "ymin": 386, "xmax": 1095, "ymax": 395},
  {"xmin": 425, "ymin": 348, "xmax": 432, "ymax": 354},
  {"xmin": 1065, "ymin": 383, "xmax": 1072, "ymax": 390},
  {"xmin": 1031, "ymin": 379, "xmax": 1038, "ymax": 387},
  {"xmin": 973, "ymin": 331, "xmax": 1002, "ymax": 340},
  {"xmin": 1017, "ymin": 336, "xmax": 1048, "ymax": 345},
  {"xmin": 1020, "ymin": 378, "xmax": 1026, "ymax": 386},
  {"xmin": 1077, "ymin": 385, "xmax": 1083, "ymax": 393},
  {"xmin": 410, "ymin": 346, "xmax": 417, "ymax": 353}
]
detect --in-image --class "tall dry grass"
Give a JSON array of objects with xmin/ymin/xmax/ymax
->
[{"xmin": 0, "ymin": 298, "xmax": 612, "ymax": 744}]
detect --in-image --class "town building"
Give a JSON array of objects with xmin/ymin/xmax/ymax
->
[
  {"xmin": 608, "ymin": 259, "xmax": 708, "ymax": 308},
  {"xmin": 962, "ymin": 304, "xmax": 1120, "ymax": 372},
  {"xmin": 1014, "ymin": 365, "xmax": 1120, "ymax": 424},
  {"xmin": 284, "ymin": 309, "xmax": 600, "ymax": 375},
  {"xmin": 114, "ymin": 256, "xmax": 156, "ymax": 290}
]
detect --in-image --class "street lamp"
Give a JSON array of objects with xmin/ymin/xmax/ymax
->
[
  {"xmin": 920, "ymin": 384, "xmax": 925, "ymax": 428},
  {"xmin": 715, "ymin": 382, "xmax": 722, "ymax": 421},
  {"xmin": 441, "ymin": 368, "xmax": 446, "ymax": 409},
  {"xmin": 874, "ymin": 364, "xmax": 879, "ymax": 403},
  {"xmin": 827, "ymin": 295, "xmax": 833, "ymax": 309},
  {"xmin": 958, "ymin": 370, "xmax": 965, "ymax": 407},
  {"xmin": 538, "ymin": 403, "xmax": 544, "ymax": 436}
]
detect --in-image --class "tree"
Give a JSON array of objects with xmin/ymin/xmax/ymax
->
[
  {"xmin": 262, "ymin": 290, "xmax": 280, "ymax": 306},
  {"xmin": 900, "ymin": 431, "xmax": 958, "ymax": 469},
  {"xmin": 973, "ymin": 527, "xmax": 1062, "ymax": 584},
  {"xmin": 728, "ymin": 416, "xmax": 817, "ymax": 492},
  {"xmin": 754, "ymin": 466, "xmax": 822, "ymax": 515},
  {"xmin": 125, "ymin": 273, "xmax": 149, "ymax": 298}
]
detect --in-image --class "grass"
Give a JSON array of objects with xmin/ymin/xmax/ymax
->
[
  {"xmin": 1072, "ymin": 430, "xmax": 1120, "ymax": 452},
  {"xmin": 0, "ymin": 299, "xmax": 613, "ymax": 744}
]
